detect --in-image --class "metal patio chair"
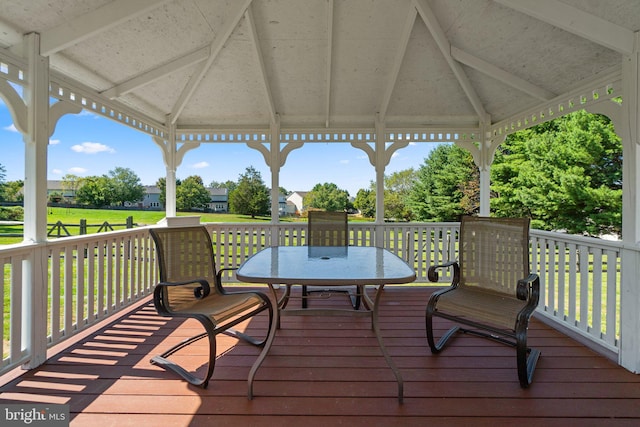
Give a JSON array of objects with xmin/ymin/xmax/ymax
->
[
  {"xmin": 149, "ymin": 225, "xmax": 273, "ymax": 388},
  {"xmin": 425, "ymin": 216, "xmax": 541, "ymax": 387},
  {"xmin": 298, "ymin": 210, "xmax": 362, "ymax": 309}
]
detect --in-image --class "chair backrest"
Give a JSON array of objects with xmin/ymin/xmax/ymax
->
[
  {"xmin": 459, "ymin": 216, "xmax": 530, "ymax": 296},
  {"xmin": 307, "ymin": 211, "xmax": 348, "ymax": 246},
  {"xmin": 149, "ymin": 226, "xmax": 220, "ymax": 311}
]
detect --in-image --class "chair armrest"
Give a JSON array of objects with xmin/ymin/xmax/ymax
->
[
  {"xmin": 156, "ymin": 278, "xmax": 211, "ymax": 299},
  {"xmin": 516, "ymin": 273, "xmax": 540, "ymax": 302},
  {"xmin": 215, "ymin": 267, "xmax": 238, "ymax": 290},
  {"xmin": 427, "ymin": 261, "xmax": 460, "ymax": 285}
]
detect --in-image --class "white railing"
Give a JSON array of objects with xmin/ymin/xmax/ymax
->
[
  {"xmin": 0, "ymin": 222, "xmax": 625, "ymax": 377},
  {"xmin": 530, "ymin": 230, "xmax": 622, "ymax": 357},
  {"xmin": 1, "ymin": 228, "xmax": 157, "ymax": 374}
]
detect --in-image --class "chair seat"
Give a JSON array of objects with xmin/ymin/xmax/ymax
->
[
  {"xmin": 435, "ymin": 287, "xmax": 527, "ymax": 331},
  {"xmin": 175, "ymin": 292, "xmax": 268, "ymax": 325}
]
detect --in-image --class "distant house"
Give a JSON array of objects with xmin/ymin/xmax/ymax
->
[
  {"xmin": 208, "ymin": 188, "xmax": 228, "ymax": 212},
  {"xmin": 286, "ymin": 191, "xmax": 307, "ymax": 215},
  {"xmin": 46, "ymin": 180, "xmax": 76, "ymax": 202},
  {"xmin": 141, "ymin": 185, "xmax": 162, "ymax": 209},
  {"xmin": 46, "ymin": 181, "xmax": 235, "ymax": 212}
]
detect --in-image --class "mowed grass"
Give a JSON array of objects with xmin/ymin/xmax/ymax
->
[{"xmin": 0, "ymin": 207, "xmax": 302, "ymax": 245}]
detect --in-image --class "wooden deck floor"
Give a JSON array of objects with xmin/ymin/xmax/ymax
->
[{"xmin": 1, "ymin": 286, "xmax": 640, "ymax": 426}]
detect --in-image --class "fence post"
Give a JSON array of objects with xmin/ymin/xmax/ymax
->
[
  {"xmin": 79, "ymin": 219, "xmax": 87, "ymax": 235},
  {"xmin": 126, "ymin": 216, "xmax": 133, "ymax": 229}
]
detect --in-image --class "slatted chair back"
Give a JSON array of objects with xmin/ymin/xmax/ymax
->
[
  {"xmin": 459, "ymin": 216, "xmax": 530, "ymax": 297},
  {"xmin": 307, "ymin": 211, "xmax": 348, "ymax": 246},
  {"xmin": 151, "ymin": 226, "xmax": 221, "ymax": 312}
]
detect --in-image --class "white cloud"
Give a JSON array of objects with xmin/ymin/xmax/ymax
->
[
  {"xmin": 52, "ymin": 169, "xmax": 63, "ymax": 175},
  {"xmin": 68, "ymin": 167, "xmax": 88, "ymax": 174},
  {"xmin": 70, "ymin": 142, "xmax": 115, "ymax": 154},
  {"xmin": 49, "ymin": 139, "xmax": 60, "ymax": 145},
  {"xmin": 3, "ymin": 124, "xmax": 17, "ymax": 132},
  {"xmin": 192, "ymin": 161, "xmax": 209, "ymax": 169}
]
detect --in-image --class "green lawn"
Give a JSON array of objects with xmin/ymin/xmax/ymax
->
[{"xmin": 0, "ymin": 207, "xmax": 303, "ymax": 245}]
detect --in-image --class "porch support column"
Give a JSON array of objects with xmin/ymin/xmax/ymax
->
[
  {"xmin": 374, "ymin": 118, "xmax": 386, "ymax": 245},
  {"xmin": 478, "ymin": 131, "xmax": 498, "ymax": 217},
  {"xmin": 23, "ymin": 33, "xmax": 48, "ymax": 243},
  {"xmin": 619, "ymin": 32, "xmax": 640, "ymax": 374},
  {"xmin": 153, "ymin": 121, "xmax": 200, "ymax": 218},
  {"xmin": 458, "ymin": 127, "xmax": 495, "ymax": 216},
  {"xmin": 22, "ymin": 32, "xmax": 49, "ymax": 368},
  {"xmin": 248, "ymin": 115, "xmax": 302, "ymax": 243},
  {"xmin": 269, "ymin": 117, "xmax": 281, "ymax": 225},
  {"xmin": 352, "ymin": 116, "xmax": 410, "ymax": 246}
]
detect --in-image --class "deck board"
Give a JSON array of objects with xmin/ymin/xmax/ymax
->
[{"xmin": 1, "ymin": 286, "xmax": 639, "ymax": 426}]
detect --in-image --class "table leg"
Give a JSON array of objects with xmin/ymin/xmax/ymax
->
[
  {"xmin": 247, "ymin": 283, "xmax": 279, "ymax": 399},
  {"xmin": 372, "ymin": 284, "xmax": 404, "ymax": 403}
]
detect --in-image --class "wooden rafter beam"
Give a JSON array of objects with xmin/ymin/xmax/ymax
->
[
  {"xmin": 101, "ymin": 46, "xmax": 210, "ymax": 99},
  {"xmin": 37, "ymin": 0, "xmax": 172, "ymax": 56},
  {"xmin": 246, "ymin": 4, "xmax": 277, "ymax": 125},
  {"xmin": 495, "ymin": 0, "xmax": 636, "ymax": 56},
  {"xmin": 413, "ymin": 0, "xmax": 490, "ymax": 124},
  {"xmin": 379, "ymin": 6, "xmax": 416, "ymax": 123},
  {"xmin": 170, "ymin": 0, "xmax": 252, "ymax": 124},
  {"xmin": 451, "ymin": 46, "xmax": 556, "ymax": 101},
  {"xmin": 324, "ymin": 0, "xmax": 334, "ymax": 128}
]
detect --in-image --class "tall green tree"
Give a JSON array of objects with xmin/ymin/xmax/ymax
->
[
  {"xmin": 76, "ymin": 175, "xmax": 115, "ymax": 206},
  {"xmin": 3, "ymin": 180, "xmax": 24, "ymax": 202},
  {"xmin": 409, "ymin": 144, "xmax": 478, "ymax": 221},
  {"xmin": 229, "ymin": 166, "xmax": 270, "ymax": 218},
  {"xmin": 384, "ymin": 169, "xmax": 417, "ymax": 221},
  {"xmin": 491, "ymin": 111, "xmax": 622, "ymax": 236},
  {"xmin": 354, "ymin": 188, "xmax": 375, "ymax": 218},
  {"xmin": 305, "ymin": 182, "xmax": 350, "ymax": 212},
  {"xmin": 176, "ymin": 175, "xmax": 211, "ymax": 211},
  {"xmin": 210, "ymin": 179, "xmax": 238, "ymax": 194},
  {"xmin": 0, "ymin": 163, "xmax": 6, "ymax": 201},
  {"xmin": 109, "ymin": 167, "xmax": 145, "ymax": 206},
  {"xmin": 61, "ymin": 174, "xmax": 83, "ymax": 202}
]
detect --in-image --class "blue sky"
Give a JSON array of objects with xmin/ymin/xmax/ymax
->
[{"xmin": 0, "ymin": 100, "xmax": 437, "ymax": 196}]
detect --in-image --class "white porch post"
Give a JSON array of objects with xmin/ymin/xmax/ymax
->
[
  {"xmin": 458, "ymin": 128, "xmax": 495, "ymax": 217},
  {"xmin": 619, "ymin": 33, "xmax": 640, "ymax": 374},
  {"xmin": 477, "ymin": 131, "xmax": 496, "ymax": 217},
  {"xmin": 248, "ymin": 116, "xmax": 302, "ymax": 245},
  {"xmin": 350, "ymin": 116, "xmax": 410, "ymax": 247},
  {"xmin": 23, "ymin": 33, "xmax": 48, "ymax": 243},
  {"xmin": 269, "ymin": 118, "xmax": 281, "ymax": 226},
  {"xmin": 22, "ymin": 32, "xmax": 49, "ymax": 368},
  {"xmin": 153, "ymin": 122, "xmax": 199, "ymax": 218}
]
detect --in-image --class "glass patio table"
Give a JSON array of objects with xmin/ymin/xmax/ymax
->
[{"xmin": 237, "ymin": 245, "xmax": 417, "ymax": 403}]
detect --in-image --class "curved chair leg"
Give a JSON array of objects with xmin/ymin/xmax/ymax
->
[
  {"xmin": 516, "ymin": 327, "xmax": 540, "ymax": 388},
  {"xmin": 150, "ymin": 326, "xmax": 217, "ymax": 388},
  {"xmin": 425, "ymin": 302, "xmax": 460, "ymax": 353}
]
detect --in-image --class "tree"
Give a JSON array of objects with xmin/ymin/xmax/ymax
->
[
  {"xmin": 61, "ymin": 174, "xmax": 83, "ymax": 203},
  {"xmin": 176, "ymin": 175, "xmax": 211, "ymax": 211},
  {"xmin": 384, "ymin": 169, "xmax": 417, "ymax": 221},
  {"xmin": 210, "ymin": 179, "xmax": 238, "ymax": 194},
  {"xmin": 0, "ymin": 163, "xmax": 5, "ymax": 201},
  {"xmin": 354, "ymin": 188, "xmax": 376, "ymax": 218},
  {"xmin": 109, "ymin": 167, "xmax": 145, "ymax": 206},
  {"xmin": 229, "ymin": 166, "xmax": 270, "ymax": 218},
  {"xmin": 409, "ymin": 144, "xmax": 478, "ymax": 222},
  {"xmin": 304, "ymin": 182, "xmax": 351, "ymax": 212},
  {"xmin": 491, "ymin": 111, "xmax": 622, "ymax": 236},
  {"xmin": 76, "ymin": 175, "xmax": 115, "ymax": 206},
  {"xmin": 3, "ymin": 180, "xmax": 24, "ymax": 202}
]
